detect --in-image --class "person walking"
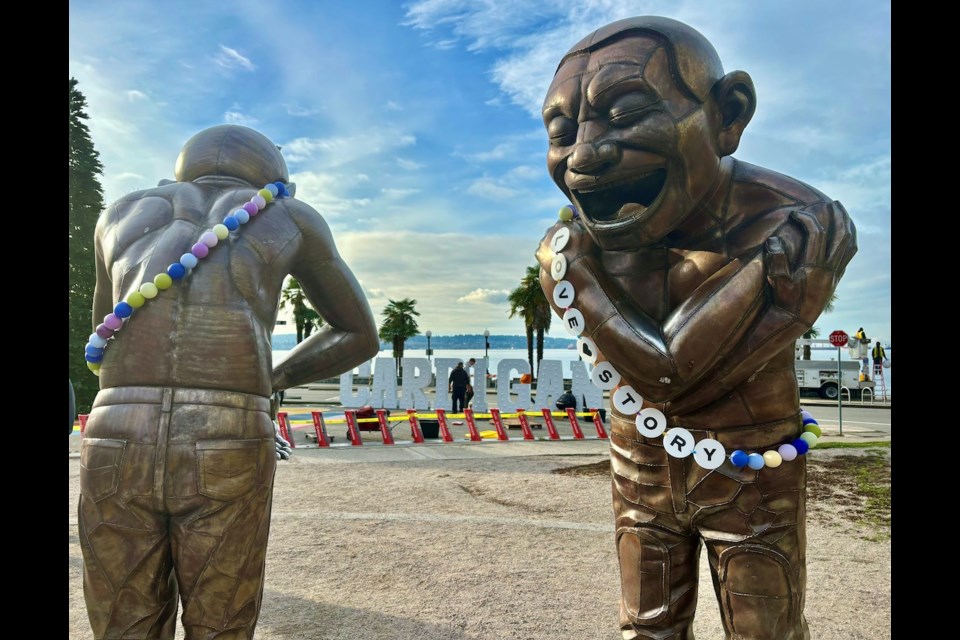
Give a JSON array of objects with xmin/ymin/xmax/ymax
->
[
  {"xmin": 448, "ymin": 361, "xmax": 470, "ymax": 413},
  {"xmin": 464, "ymin": 357, "xmax": 477, "ymax": 407}
]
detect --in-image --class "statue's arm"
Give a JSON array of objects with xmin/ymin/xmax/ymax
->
[
  {"xmin": 270, "ymin": 203, "xmax": 379, "ymax": 392},
  {"xmin": 663, "ymin": 201, "xmax": 857, "ymax": 413},
  {"xmin": 91, "ymin": 208, "xmax": 114, "ymax": 330},
  {"xmin": 538, "ymin": 226, "xmax": 767, "ymax": 402},
  {"xmin": 536, "ymin": 200, "xmax": 856, "ymax": 407}
]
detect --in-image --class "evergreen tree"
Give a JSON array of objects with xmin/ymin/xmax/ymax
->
[{"xmin": 69, "ymin": 77, "xmax": 105, "ymax": 414}]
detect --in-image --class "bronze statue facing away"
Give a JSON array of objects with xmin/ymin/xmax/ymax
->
[
  {"xmin": 536, "ymin": 17, "xmax": 856, "ymax": 640},
  {"xmin": 79, "ymin": 124, "xmax": 379, "ymax": 639}
]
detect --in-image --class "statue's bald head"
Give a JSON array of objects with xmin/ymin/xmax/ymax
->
[
  {"xmin": 174, "ymin": 124, "xmax": 289, "ymax": 186},
  {"xmin": 556, "ymin": 16, "xmax": 725, "ymax": 103}
]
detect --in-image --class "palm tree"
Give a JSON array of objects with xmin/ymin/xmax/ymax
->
[
  {"xmin": 800, "ymin": 292, "xmax": 838, "ymax": 360},
  {"xmin": 279, "ymin": 277, "xmax": 323, "ymax": 343},
  {"xmin": 508, "ymin": 266, "xmax": 552, "ymax": 378},
  {"xmin": 378, "ymin": 298, "xmax": 420, "ymax": 372}
]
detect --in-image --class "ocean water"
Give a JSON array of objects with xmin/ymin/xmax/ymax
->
[{"xmin": 273, "ymin": 346, "xmax": 891, "ymax": 396}]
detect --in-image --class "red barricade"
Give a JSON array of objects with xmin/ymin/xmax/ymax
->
[
  {"xmin": 435, "ymin": 409, "xmax": 454, "ymax": 443},
  {"xmin": 541, "ymin": 408, "xmax": 560, "ymax": 440},
  {"xmin": 590, "ymin": 408, "xmax": 608, "ymax": 439},
  {"xmin": 376, "ymin": 409, "xmax": 395, "ymax": 445},
  {"xmin": 463, "ymin": 408, "xmax": 481, "ymax": 441},
  {"xmin": 565, "ymin": 407, "xmax": 585, "ymax": 439},
  {"xmin": 489, "ymin": 408, "xmax": 509, "ymax": 441},
  {"xmin": 311, "ymin": 411, "xmax": 331, "ymax": 447},
  {"xmin": 344, "ymin": 410, "xmax": 363, "ymax": 446},
  {"xmin": 516, "ymin": 409, "xmax": 534, "ymax": 440},
  {"xmin": 406, "ymin": 409, "xmax": 425, "ymax": 443},
  {"xmin": 276, "ymin": 412, "xmax": 295, "ymax": 448}
]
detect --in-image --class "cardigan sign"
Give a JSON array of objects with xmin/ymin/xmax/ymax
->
[{"xmin": 339, "ymin": 357, "xmax": 603, "ymax": 412}]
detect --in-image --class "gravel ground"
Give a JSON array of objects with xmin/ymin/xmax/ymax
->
[{"xmin": 68, "ymin": 446, "xmax": 891, "ymax": 639}]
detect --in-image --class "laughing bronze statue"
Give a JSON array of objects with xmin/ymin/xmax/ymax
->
[
  {"xmin": 536, "ymin": 17, "xmax": 856, "ymax": 640},
  {"xmin": 79, "ymin": 124, "xmax": 379, "ymax": 638}
]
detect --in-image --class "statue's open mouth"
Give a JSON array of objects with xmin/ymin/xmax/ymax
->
[{"xmin": 573, "ymin": 169, "xmax": 666, "ymax": 222}]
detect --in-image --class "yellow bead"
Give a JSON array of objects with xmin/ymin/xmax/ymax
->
[
  {"xmin": 258, "ymin": 188, "xmax": 273, "ymax": 203},
  {"xmin": 804, "ymin": 422, "xmax": 822, "ymax": 438},
  {"xmin": 125, "ymin": 291, "xmax": 146, "ymax": 308},
  {"xmin": 558, "ymin": 205, "xmax": 574, "ymax": 222},
  {"xmin": 213, "ymin": 224, "xmax": 230, "ymax": 239},
  {"xmin": 763, "ymin": 451, "xmax": 783, "ymax": 468},
  {"xmin": 139, "ymin": 282, "xmax": 159, "ymax": 299},
  {"xmin": 154, "ymin": 273, "xmax": 173, "ymax": 290},
  {"xmin": 799, "ymin": 431, "xmax": 819, "ymax": 449}
]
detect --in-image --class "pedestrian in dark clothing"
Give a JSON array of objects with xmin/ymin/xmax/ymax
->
[
  {"xmin": 448, "ymin": 361, "xmax": 470, "ymax": 413},
  {"xmin": 464, "ymin": 358, "xmax": 477, "ymax": 407}
]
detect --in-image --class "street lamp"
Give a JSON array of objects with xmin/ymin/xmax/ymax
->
[
  {"xmin": 425, "ymin": 330, "xmax": 433, "ymax": 360},
  {"xmin": 483, "ymin": 328, "xmax": 490, "ymax": 360}
]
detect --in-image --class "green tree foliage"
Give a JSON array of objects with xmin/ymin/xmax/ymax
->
[
  {"xmin": 69, "ymin": 77, "xmax": 105, "ymax": 414},
  {"xmin": 279, "ymin": 277, "xmax": 324, "ymax": 343},
  {"xmin": 377, "ymin": 298, "xmax": 420, "ymax": 373},
  {"xmin": 508, "ymin": 265, "xmax": 552, "ymax": 377}
]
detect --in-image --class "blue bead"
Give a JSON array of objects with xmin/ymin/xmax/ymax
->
[
  {"xmin": 223, "ymin": 216, "xmax": 240, "ymax": 231},
  {"xmin": 747, "ymin": 453, "xmax": 765, "ymax": 470},
  {"xmin": 180, "ymin": 253, "xmax": 199, "ymax": 269},
  {"xmin": 85, "ymin": 352, "xmax": 104, "ymax": 363},
  {"xmin": 265, "ymin": 183, "xmax": 279, "ymax": 197},
  {"xmin": 114, "ymin": 301, "xmax": 133, "ymax": 318},
  {"xmin": 801, "ymin": 409, "xmax": 817, "ymax": 425},
  {"xmin": 730, "ymin": 450, "xmax": 749, "ymax": 467},
  {"xmin": 85, "ymin": 344, "xmax": 104, "ymax": 357},
  {"xmin": 792, "ymin": 438, "xmax": 810, "ymax": 455},
  {"xmin": 274, "ymin": 181, "xmax": 287, "ymax": 197},
  {"xmin": 167, "ymin": 263, "xmax": 187, "ymax": 280}
]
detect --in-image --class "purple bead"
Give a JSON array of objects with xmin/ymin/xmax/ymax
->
[
  {"xmin": 96, "ymin": 324, "xmax": 114, "ymax": 339},
  {"xmin": 191, "ymin": 242, "xmax": 210, "ymax": 258},
  {"xmin": 801, "ymin": 409, "xmax": 817, "ymax": 425},
  {"xmin": 199, "ymin": 231, "xmax": 218, "ymax": 247},
  {"xmin": 243, "ymin": 202, "xmax": 259, "ymax": 216},
  {"xmin": 104, "ymin": 313, "xmax": 123, "ymax": 330}
]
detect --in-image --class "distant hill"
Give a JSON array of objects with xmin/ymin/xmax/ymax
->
[{"xmin": 272, "ymin": 333, "xmax": 576, "ymax": 351}]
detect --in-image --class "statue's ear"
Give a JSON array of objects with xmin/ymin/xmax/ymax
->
[{"xmin": 711, "ymin": 71, "xmax": 756, "ymax": 156}]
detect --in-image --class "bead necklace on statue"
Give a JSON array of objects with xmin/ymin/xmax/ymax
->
[
  {"xmin": 548, "ymin": 203, "xmax": 821, "ymax": 471},
  {"xmin": 82, "ymin": 181, "xmax": 291, "ymax": 376}
]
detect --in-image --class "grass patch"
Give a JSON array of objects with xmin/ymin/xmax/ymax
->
[{"xmin": 815, "ymin": 441, "xmax": 890, "ymax": 450}]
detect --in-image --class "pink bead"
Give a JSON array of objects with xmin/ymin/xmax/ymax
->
[
  {"xmin": 191, "ymin": 242, "xmax": 210, "ymax": 258},
  {"xmin": 243, "ymin": 202, "xmax": 259, "ymax": 216},
  {"xmin": 95, "ymin": 324, "xmax": 114, "ymax": 339},
  {"xmin": 104, "ymin": 313, "xmax": 123, "ymax": 330},
  {"xmin": 199, "ymin": 231, "xmax": 218, "ymax": 247},
  {"xmin": 251, "ymin": 195, "xmax": 267, "ymax": 210}
]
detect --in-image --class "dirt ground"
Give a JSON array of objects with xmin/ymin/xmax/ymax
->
[{"xmin": 68, "ymin": 446, "xmax": 891, "ymax": 639}]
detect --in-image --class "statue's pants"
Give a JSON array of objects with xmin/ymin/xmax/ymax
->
[
  {"xmin": 610, "ymin": 415, "xmax": 809, "ymax": 640},
  {"xmin": 78, "ymin": 386, "xmax": 277, "ymax": 640}
]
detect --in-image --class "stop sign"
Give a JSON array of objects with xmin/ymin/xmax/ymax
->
[{"xmin": 829, "ymin": 330, "xmax": 849, "ymax": 347}]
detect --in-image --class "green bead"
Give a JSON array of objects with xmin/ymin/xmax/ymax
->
[
  {"xmin": 804, "ymin": 422, "xmax": 822, "ymax": 438},
  {"xmin": 799, "ymin": 431, "xmax": 819, "ymax": 449},
  {"xmin": 154, "ymin": 273, "xmax": 173, "ymax": 290},
  {"xmin": 139, "ymin": 282, "xmax": 159, "ymax": 299},
  {"xmin": 213, "ymin": 224, "xmax": 230, "ymax": 239},
  {"xmin": 558, "ymin": 205, "xmax": 574, "ymax": 222},
  {"xmin": 125, "ymin": 291, "xmax": 146, "ymax": 308},
  {"xmin": 258, "ymin": 188, "xmax": 273, "ymax": 203}
]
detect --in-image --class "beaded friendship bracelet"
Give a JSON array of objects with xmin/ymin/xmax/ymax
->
[
  {"xmin": 83, "ymin": 181, "xmax": 291, "ymax": 376},
  {"xmin": 549, "ymin": 203, "xmax": 821, "ymax": 471}
]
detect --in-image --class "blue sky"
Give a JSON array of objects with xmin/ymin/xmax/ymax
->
[{"xmin": 69, "ymin": 0, "xmax": 891, "ymax": 345}]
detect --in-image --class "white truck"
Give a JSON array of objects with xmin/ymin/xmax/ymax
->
[{"xmin": 794, "ymin": 338, "xmax": 869, "ymax": 400}]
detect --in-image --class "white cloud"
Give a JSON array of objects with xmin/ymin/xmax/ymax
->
[
  {"xmin": 214, "ymin": 45, "xmax": 255, "ymax": 71},
  {"xmin": 381, "ymin": 188, "xmax": 421, "ymax": 198},
  {"xmin": 466, "ymin": 178, "xmax": 521, "ymax": 200},
  {"xmin": 396, "ymin": 158, "xmax": 424, "ymax": 171},
  {"xmin": 125, "ymin": 90, "xmax": 147, "ymax": 102},
  {"xmin": 458, "ymin": 288, "xmax": 511, "ymax": 304},
  {"xmin": 224, "ymin": 109, "xmax": 258, "ymax": 126}
]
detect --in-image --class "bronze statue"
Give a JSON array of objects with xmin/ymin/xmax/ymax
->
[
  {"xmin": 78, "ymin": 124, "xmax": 379, "ymax": 638},
  {"xmin": 536, "ymin": 17, "xmax": 856, "ymax": 640}
]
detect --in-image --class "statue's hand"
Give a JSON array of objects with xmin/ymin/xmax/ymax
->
[
  {"xmin": 764, "ymin": 203, "xmax": 857, "ymax": 323},
  {"xmin": 274, "ymin": 422, "xmax": 293, "ymax": 461}
]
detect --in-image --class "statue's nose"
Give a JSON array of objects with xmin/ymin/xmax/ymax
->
[{"xmin": 568, "ymin": 140, "xmax": 619, "ymax": 174}]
